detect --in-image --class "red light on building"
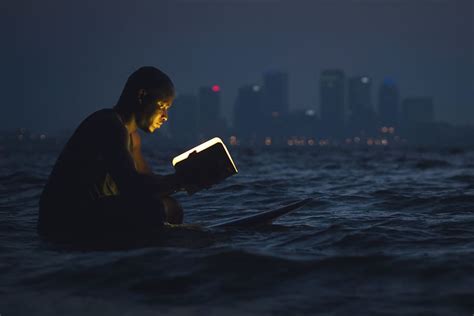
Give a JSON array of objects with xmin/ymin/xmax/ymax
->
[{"xmin": 212, "ymin": 85, "xmax": 220, "ymax": 92}]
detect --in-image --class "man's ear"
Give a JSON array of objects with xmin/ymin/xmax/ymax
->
[{"xmin": 137, "ymin": 89, "xmax": 147, "ymax": 104}]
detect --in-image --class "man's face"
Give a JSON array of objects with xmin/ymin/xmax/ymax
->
[{"xmin": 137, "ymin": 91, "xmax": 174, "ymax": 133}]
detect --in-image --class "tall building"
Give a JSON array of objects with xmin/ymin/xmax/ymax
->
[
  {"xmin": 262, "ymin": 70, "xmax": 289, "ymax": 118},
  {"xmin": 198, "ymin": 85, "xmax": 227, "ymax": 139},
  {"xmin": 320, "ymin": 69, "xmax": 345, "ymax": 134},
  {"xmin": 261, "ymin": 71, "xmax": 289, "ymax": 137},
  {"xmin": 348, "ymin": 76, "xmax": 372, "ymax": 116},
  {"xmin": 233, "ymin": 84, "xmax": 263, "ymax": 139},
  {"xmin": 401, "ymin": 97, "xmax": 435, "ymax": 125},
  {"xmin": 378, "ymin": 78, "xmax": 400, "ymax": 127},
  {"xmin": 348, "ymin": 75, "xmax": 375, "ymax": 133},
  {"xmin": 168, "ymin": 94, "xmax": 198, "ymax": 144}
]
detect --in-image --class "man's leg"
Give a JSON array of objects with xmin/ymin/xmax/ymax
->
[
  {"xmin": 84, "ymin": 194, "xmax": 166, "ymax": 238},
  {"xmin": 161, "ymin": 196, "xmax": 184, "ymax": 224}
]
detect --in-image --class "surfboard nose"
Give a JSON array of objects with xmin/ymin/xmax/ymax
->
[{"xmin": 208, "ymin": 198, "xmax": 314, "ymax": 228}]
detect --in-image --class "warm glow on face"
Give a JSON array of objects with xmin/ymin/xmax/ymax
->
[{"xmin": 147, "ymin": 99, "xmax": 172, "ymax": 132}]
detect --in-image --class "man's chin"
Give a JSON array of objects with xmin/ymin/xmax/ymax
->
[
  {"xmin": 149, "ymin": 126, "xmax": 161, "ymax": 133},
  {"xmin": 140, "ymin": 126, "xmax": 154, "ymax": 134},
  {"xmin": 140, "ymin": 124, "xmax": 160, "ymax": 133}
]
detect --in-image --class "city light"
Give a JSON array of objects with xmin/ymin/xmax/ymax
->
[
  {"xmin": 381, "ymin": 126, "xmax": 395, "ymax": 134},
  {"xmin": 212, "ymin": 85, "xmax": 220, "ymax": 92},
  {"xmin": 229, "ymin": 136, "xmax": 238, "ymax": 146},
  {"xmin": 264, "ymin": 137, "xmax": 272, "ymax": 146},
  {"xmin": 305, "ymin": 109, "xmax": 316, "ymax": 116},
  {"xmin": 252, "ymin": 85, "xmax": 261, "ymax": 92}
]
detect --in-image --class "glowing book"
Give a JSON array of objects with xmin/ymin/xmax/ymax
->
[{"xmin": 172, "ymin": 137, "xmax": 238, "ymax": 194}]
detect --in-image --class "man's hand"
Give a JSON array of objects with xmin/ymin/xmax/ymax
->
[{"xmin": 175, "ymin": 168, "xmax": 214, "ymax": 195}]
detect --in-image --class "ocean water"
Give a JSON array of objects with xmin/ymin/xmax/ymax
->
[{"xmin": 1, "ymin": 146, "xmax": 474, "ymax": 315}]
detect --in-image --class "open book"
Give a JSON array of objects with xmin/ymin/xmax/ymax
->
[{"xmin": 172, "ymin": 137, "xmax": 238, "ymax": 195}]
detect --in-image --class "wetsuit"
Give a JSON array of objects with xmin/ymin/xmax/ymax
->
[{"xmin": 38, "ymin": 109, "xmax": 178, "ymax": 243}]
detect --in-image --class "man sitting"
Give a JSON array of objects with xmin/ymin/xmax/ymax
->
[{"xmin": 38, "ymin": 66, "xmax": 189, "ymax": 244}]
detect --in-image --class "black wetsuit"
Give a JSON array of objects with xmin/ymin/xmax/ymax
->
[{"xmin": 38, "ymin": 109, "xmax": 173, "ymax": 242}]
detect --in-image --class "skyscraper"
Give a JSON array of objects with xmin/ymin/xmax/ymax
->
[
  {"xmin": 348, "ymin": 76, "xmax": 372, "ymax": 116},
  {"xmin": 378, "ymin": 78, "xmax": 400, "ymax": 127},
  {"xmin": 233, "ymin": 84, "xmax": 262, "ymax": 139},
  {"xmin": 320, "ymin": 69, "xmax": 345, "ymax": 134},
  {"xmin": 348, "ymin": 75, "xmax": 374, "ymax": 133},
  {"xmin": 260, "ymin": 70, "xmax": 289, "ymax": 138},
  {"xmin": 198, "ymin": 85, "xmax": 227, "ymax": 139},
  {"xmin": 262, "ymin": 70, "xmax": 289, "ymax": 118}
]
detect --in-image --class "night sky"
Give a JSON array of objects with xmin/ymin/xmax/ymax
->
[{"xmin": 2, "ymin": 0, "xmax": 473, "ymax": 132}]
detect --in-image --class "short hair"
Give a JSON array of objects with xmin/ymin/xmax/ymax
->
[{"xmin": 118, "ymin": 66, "xmax": 175, "ymax": 105}]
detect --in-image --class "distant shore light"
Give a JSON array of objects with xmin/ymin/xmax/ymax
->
[
  {"xmin": 305, "ymin": 109, "xmax": 316, "ymax": 116},
  {"xmin": 264, "ymin": 137, "xmax": 272, "ymax": 146}
]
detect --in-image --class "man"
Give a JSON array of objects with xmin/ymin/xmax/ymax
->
[{"xmin": 38, "ymin": 66, "xmax": 190, "ymax": 244}]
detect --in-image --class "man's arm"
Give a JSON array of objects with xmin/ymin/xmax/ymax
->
[
  {"xmin": 129, "ymin": 131, "xmax": 188, "ymax": 197},
  {"xmin": 102, "ymin": 118, "xmax": 183, "ymax": 198},
  {"xmin": 130, "ymin": 131, "xmax": 152, "ymax": 174}
]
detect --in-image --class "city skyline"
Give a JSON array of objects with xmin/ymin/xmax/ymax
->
[
  {"xmin": 0, "ymin": 68, "xmax": 456, "ymax": 135},
  {"xmin": 168, "ymin": 67, "xmax": 438, "ymax": 142},
  {"xmin": 2, "ymin": 0, "xmax": 472, "ymax": 131}
]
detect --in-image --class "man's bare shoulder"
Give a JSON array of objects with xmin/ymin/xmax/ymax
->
[
  {"xmin": 82, "ymin": 109, "xmax": 121, "ymax": 126},
  {"xmin": 67, "ymin": 109, "xmax": 128, "ymax": 148}
]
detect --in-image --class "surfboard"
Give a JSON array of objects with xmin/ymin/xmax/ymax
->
[{"xmin": 208, "ymin": 198, "xmax": 313, "ymax": 228}]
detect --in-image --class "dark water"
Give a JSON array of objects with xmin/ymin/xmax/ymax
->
[{"xmin": 1, "ymin": 146, "xmax": 474, "ymax": 315}]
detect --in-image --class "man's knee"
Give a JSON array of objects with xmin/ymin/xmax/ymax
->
[{"xmin": 161, "ymin": 196, "xmax": 183, "ymax": 224}]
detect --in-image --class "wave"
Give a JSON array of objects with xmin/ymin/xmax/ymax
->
[
  {"xmin": 2, "ymin": 147, "xmax": 474, "ymax": 314},
  {"xmin": 413, "ymin": 159, "xmax": 451, "ymax": 169}
]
